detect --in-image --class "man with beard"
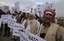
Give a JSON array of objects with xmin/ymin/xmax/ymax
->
[
  {"xmin": 24, "ymin": 12, "xmax": 40, "ymax": 35},
  {"xmin": 38, "ymin": 8, "xmax": 64, "ymax": 41}
]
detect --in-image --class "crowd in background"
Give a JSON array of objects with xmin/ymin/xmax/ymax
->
[
  {"xmin": 0, "ymin": 9, "xmax": 43, "ymax": 41},
  {"xmin": 0, "ymin": 8, "xmax": 64, "ymax": 41}
]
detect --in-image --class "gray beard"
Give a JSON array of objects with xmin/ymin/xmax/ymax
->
[{"xmin": 43, "ymin": 23, "xmax": 50, "ymax": 28}]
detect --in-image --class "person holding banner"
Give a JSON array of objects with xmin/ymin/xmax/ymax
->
[
  {"xmin": 3, "ymin": 10, "xmax": 11, "ymax": 37},
  {"xmin": 6, "ymin": 10, "xmax": 11, "ymax": 14},
  {"xmin": 38, "ymin": 8, "xmax": 64, "ymax": 41},
  {"xmin": 20, "ymin": 12, "xmax": 26, "ymax": 24},
  {"xmin": 11, "ymin": 11, "xmax": 18, "ymax": 40},
  {"xmin": 16, "ymin": 11, "xmax": 22, "ymax": 23},
  {"xmin": 24, "ymin": 12, "xmax": 40, "ymax": 35},
  {"xmin": 12, "ymin": 11, "xmax": 18, "ymax": 19},
  {"xmin": 0, "ymin": 9, "xmax": 6, "ymax": 35},
  {"xmin": 22, "ymin": 12, "xmax": 29, "ymax": 25}
]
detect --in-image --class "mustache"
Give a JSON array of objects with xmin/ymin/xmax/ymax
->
[{"xmin": 45, "ymin": 18, "xmax": 51, "ymax": 20}]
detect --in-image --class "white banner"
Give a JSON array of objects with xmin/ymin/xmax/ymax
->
[
  {"xmin": 20, "ymin": 32, "xmax": 46, "ymax": 41},
  {"xmin": 13, "ymin": 23, "xmax": 24, "ymax": 30},
  {"xmin": 8, "ymin": 20, "xmax": 24, "ymax": 30},
  {"xmin": 8, "ymin": 18, "xmax": 16, "ymax": 23},
  {"xmin": 35, "ymin": 3, "xmax": 54, "ymax": 17},
  {"xmin": 1, "ymin": 15, "xmax": 12, "ymax": 19},
  {"xmin": 13, "ymin": 28, "xmax": 20, "ymax": 37},
  {"xmin": 20, "ymin": 32, "xmax": 29, "ymax": 41},
  {"xmin": 3, "ymin": 6, "xmax": 9, "ymax": 12},
  {"xmin": 1, "ymin": 15, "xmax": 12, "ymax": 24},
  {"xmin": 12, "ymin": 23, "xmax": 24, "ymax": 37},
  {"xmin": 28, "ymin": 32, "xmax": 46, "ymax": 41},
  {"xmin": 8, "ymin": 21, "xmax": 15, "ymax": 28},
  {"xmin": 8, "ymin": 18, "xmax": 16, "ymax": 28},
  {"xmin": 15, "ymin": 2, "xmax": 19, "ymax": 12}
]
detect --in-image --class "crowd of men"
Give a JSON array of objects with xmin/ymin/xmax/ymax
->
[{"xmin": 0, "ymin": 8, "xmax": 64, "ymax": 41}]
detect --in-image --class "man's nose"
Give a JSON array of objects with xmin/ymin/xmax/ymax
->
[{"xmin": 47, "ymin": 14, "xmax": 50, "ymax": 17}]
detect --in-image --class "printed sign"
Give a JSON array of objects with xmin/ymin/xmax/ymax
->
[
  {"xmin": 20, "ymin": 32, "xmax": 46, "ymax": 41},
  {"xmin": 1, "ymin": 15, "xmax": 12, "ymax": 24}
]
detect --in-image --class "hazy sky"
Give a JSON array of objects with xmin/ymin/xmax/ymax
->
[
  {"xmin": 54, "ymin": 0, "xmax": 64, "ymax": 17},
  {"xmin": 0, "ymin": 0, "xmax": 62, "ymax": 7}
]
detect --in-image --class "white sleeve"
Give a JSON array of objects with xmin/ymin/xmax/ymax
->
[
  {"xmin": 36, "ymin": 21, "xmax": 40, "ymax": 34},
  {"xmin": 22, "ymin": 20, "xmax": 26, "ymax": 25},
  {"xmin": 25, "ymin": 25, "xmax": 30, "ymax": 34}
]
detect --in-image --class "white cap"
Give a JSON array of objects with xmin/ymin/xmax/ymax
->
[
  {"xmin": 45, "ymin": 11, "xmax": 53, "ymax": 15},
  {"xmin": 29, "ymin": 13, "xmax": 35, "ymax": 16},
  {"xmin": 30, "ymin": 9, "xmax": 35, "ymax": 16}
]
